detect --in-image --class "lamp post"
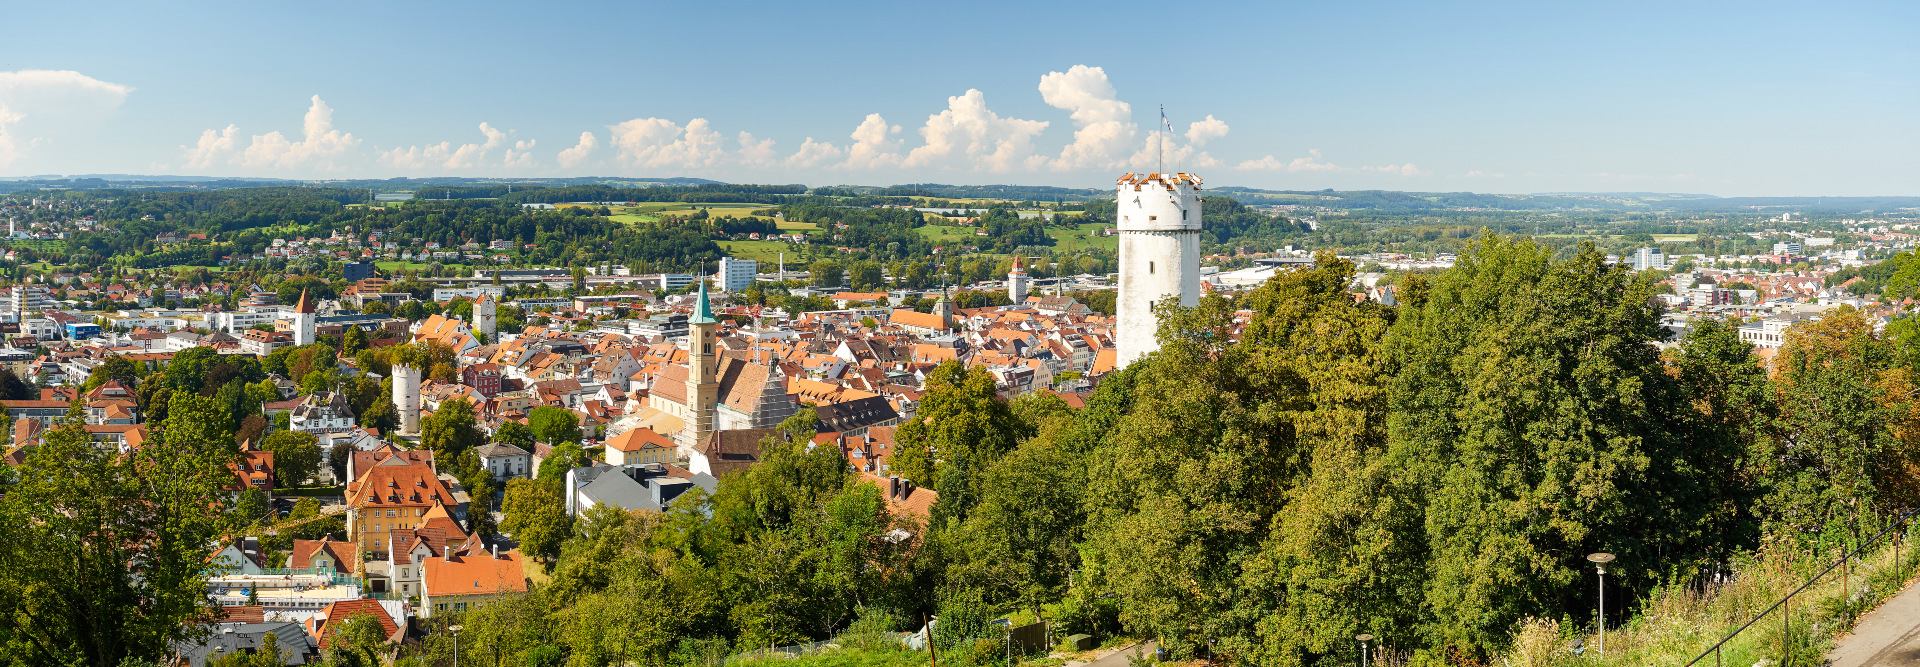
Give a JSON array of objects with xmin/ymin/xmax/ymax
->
[
  {"xmin": 449, "ymin": 624, "xmax": 463, "ymax": 667},
  {"xmin": 1356, "ymin": 634, "xmax": 1374, "ymax": 667},
  {"xmin": 1588, "ymin": 552, "xmax": 1615, "ymax": 657},
  {"xmin": 993, "ymin": 618, "xmax": 1012, "ymax": 666}
]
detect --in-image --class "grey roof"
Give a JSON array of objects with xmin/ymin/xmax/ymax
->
[
  {"xmin": 174, "ymin": 621, "xmax": 312, "ymax": 667},
  {"xmin": 814, "ymin": 396, "xmax": 899, "ymax": 433},
  {"xmin": 475, "ymin": 442, "xmax": 531, "ymax": 459},
  {"xmin": 573, "ymin": 463, "xmax": 715, "ymax": 512}
]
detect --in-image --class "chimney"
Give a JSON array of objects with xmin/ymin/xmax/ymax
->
[
  {"xmin": 491, "ymin": 543, "xmax": 499, "ymax": 558},
  {"xmin": 901, "ymin": 479, "xmax": 914, "ymax": 498},
  {"xmin": 888, "ymin": 476, "xmax": 900, "ymax": 499}
]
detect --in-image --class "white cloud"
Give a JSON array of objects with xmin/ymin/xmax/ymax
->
[
  {"xmin": 235, "ymin": 95, "xmax": 359, "ymax": 170},
  {"xmin": 609, "ymin": 117, "xmax": 725, "ymax": 169},
  {"xmin": 1236, "ymin": 149, "xmax": 1422, "ymax": 177},
  {"xmin": 0, "ymin": 69, "xmax": 132, "ymax": 169},
  {"xmin": 0, "ymin": 69, "xmax": 132, "ymax": 102},
  {"xmin": 1038, "ymin": 65, "xmax": 1135, "ymax": 170},
  {"xmin": 736, "ymin": 131, "xmax": 777, "ymax": 167},
  {"xmin": 1237, "ymin": 149, "xmax": 1346, "ymax": 173},
  {"xmin": 844, "ymin": 113, "xmax": 901, "ymax": 170},
  {"xmin": 786, "ymin": 137, "xmax": 843, "ymax": 168},
  {"xmin": 1363, "ymin": 162, "xmax": 1424, "ymax": 176},
  {"xmin": 504, "ymin": 139, "xmax": 537, "ymax": 168},
  {"xmin": 1185, "ymin": 115, "xmax": 1229, "ymax": 146},
  {"xmin": 903, "ymin": 89, "xmax": 1049, "ymax": 172},
  {"xmin": 183, "ymin": 124, "xmax": 239, "ymax": 168},
  {"xmin": 381, "ymin": 121, "xmax": 527, "ymax": 170},
  {"xmin": 556, "ymin": 131, "xmax": 597, "ymax": 169}
]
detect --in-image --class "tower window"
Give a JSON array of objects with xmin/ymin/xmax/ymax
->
[
  {"xmin": 1181, "ymin": 209, "xmax": 1188, "ymax": 220},
  {"xmin": 1149, "ymin": 261, "xmax": 1155, "ymax": 274},
  {"xmin": 1148, "ymin": 215, "xmax": 1157, "ymax": 221}
]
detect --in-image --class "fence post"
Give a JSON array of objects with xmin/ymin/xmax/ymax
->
[{"xmin": 1783, "ymin": 596, "xmax": 1791, "ymax": 667}]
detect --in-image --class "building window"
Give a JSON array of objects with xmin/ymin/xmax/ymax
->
[
  {"xmin": 1149, "ymin": 215, "xmax": 1157, "ymax": 221},
  {"xmin": 1149, "ymin": 261, "xmax": 1155, "ymax": 274}
]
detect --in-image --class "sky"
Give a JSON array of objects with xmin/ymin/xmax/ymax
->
[{"xmin": 0, "ymin": 1, "xmax": 1915, "ymax": 195}]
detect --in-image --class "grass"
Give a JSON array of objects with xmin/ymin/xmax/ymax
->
[
  {"xmin": 580, "ymin": 201, "xmax": 779, "ymax": 225},
  {"xmin": 1048, "ymin": 223, "xmax": 1117, "ymax": 253},
  {"xmin": 729, "ymin": 648, "xmax": 928, "ymax": 667},
  {"xmin": 1509, "ymin": 522, "xmax": 1920, "ymax": 667},
  {"xmin": 1654, "ymin": 233, "xmax": 1700, "ymax": 243},
  {"xmin": 719, "ymin": 239, "xmax": 804, "ymax": 263},
  {"xmin": 915, "ymin": 224, "xmax": 980, "ymax": 244}
]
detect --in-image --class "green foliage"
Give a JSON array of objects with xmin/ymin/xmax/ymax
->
[
  {"xmin": 0, "ymin": 412, "xmax": 232, "ymax": 664},
  {"xmin": 421, "ymin": 397, "xmax": 482, "ymax": 460},
  {"xmin": 261, "ymin": 430, "xmax": 321, "ymax": 487},
  {"xmin": 527, "ymin": 405, "xmax": 580, "ymax": 446},
  {"xmin": 499, "ymin": 478, "xmax": 572, "ymax": 562},
  {"xmin": 891, "ymin": 362, "xmax": 1027, "ymax": 524}
]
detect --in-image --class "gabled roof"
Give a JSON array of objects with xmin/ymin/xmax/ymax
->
[{"xmin": 422, "ymin": 551, "xmax": 528, "ymax": 598}]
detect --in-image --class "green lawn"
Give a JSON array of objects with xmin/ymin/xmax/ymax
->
[
  {"xmin": 915, "ymin": 224, "xmax": 980, "ymax": 244},
  {"xmin": 1049, "ymin": 223, "xmax": 1117, "ymax": 253},
  {"xmin": 718, "ymin": 239, "xmax": 804, "ymax": 263}
]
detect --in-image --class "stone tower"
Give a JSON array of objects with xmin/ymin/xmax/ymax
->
[
  {"xmin": 291, "ymin": 288, "xmax": 317, "ymax": 347},
  {"xmin": 471, "ymin": 293, "xmax": 496, "ymax": 340},
  {"xmin": 392, "ymin": 363, "xmax": 422, "ymax": 436},
  {"xmin": 682, "ymin": 280, "xmax": 721, "ymax": 453},
  {"xmin": 1007, "ymin": 256, "xmax": 1030, "ymax": 305},
  {"xmin": 1115, "ymin": 172, "xmax": 1203, "ymax": 368}
]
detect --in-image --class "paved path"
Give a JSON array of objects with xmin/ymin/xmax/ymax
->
[
  {"xmin": 1829, "ymin": 574, "xmax": 1920, "ymax": 667},
  {"xmin": 1083, "ymin": 641, "xmax": 1155, "ymax": 666}
]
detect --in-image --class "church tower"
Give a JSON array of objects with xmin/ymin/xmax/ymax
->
[
  {"xmin": 1115, "ymin": 172, "xmax": 1203, "ymax": 368},
  {"xmin": 291, "ymin": 288, "xmax": 317, "ymax": 347},
  {"xmin": 684, "ymin": 280, "xmax": 721, "ymax": 453},
  {"xmin": 1007, "ymin": 256, "xmax": 1030, "ymax": 305}
]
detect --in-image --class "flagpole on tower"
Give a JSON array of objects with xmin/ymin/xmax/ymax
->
[{"xmin": 1158, "ymin": 105, "xmax": 1166, "ymax": 174}]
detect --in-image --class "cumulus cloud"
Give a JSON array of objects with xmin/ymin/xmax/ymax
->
[
  {"xmin": 0, "ymin": 69, "xmax": 132, "ymax": 169},
  {"xmin": 1038, "ymin": 65, "xmax": 1134, "ymax": 170},
  {"xmin": 736, "ymin": 131, "xmax": 777, "ymax": 167},
  {"xmin": 183, "ymin": 124, "xmax": 239, "ymax": 169},
  {"xmin": 1185, "ymin": 115, "xmax": 1229, "ymax": 146},
  {"xmin": 1236, "ymin": 149, "xmax": 1421, "ymax": 177},
  {"xmin": 903, "ymin": 89, "xmax": 1049, "ymax": 172},
  {"xmin": 379, "ymin": 121, "xmax": 519, "ymax": 170},
  {"xmin": 786, "ymin": 137, "xmax": 843, "ymax": 168},
  {"xmin": 556, "ymin": 131, "xmax": 597, "ymax": 169},
  {"xmin": 0, "ymin": 106, "xmax": 21, "ymax": 168},
  {"xmin": 609, "ymin": 117, "xmax": 725, "ymax": 169},
  {"xmin": 1363, "ymin": 162, "xmax": 1424, "ymax": 176},
  {"xmin": 1237, "ymin": 149, "xmax": 1347, "ymax": 173},
  {"xmin": 504, "ymin": 139, "xmax": 537, "ymax": 168},
  {"xmin": 234, "ymin": 95, "xmax": 359, "ymax": 170},
  {"xmin": 844, "ymin": 113, "xmax": 901, "ymax": 170}
]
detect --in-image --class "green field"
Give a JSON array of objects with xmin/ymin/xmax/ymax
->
[
  {"xmin": 915, "ymin": 224, "xmax": 981, "ymax": 245},
  {"xmin": 776, "ymin": 219, "xmax": 819, "ymax": 232},
  {"xmin": 1653, "ymin": 233, "xmax": 1699, "ymax": 242},
  {"xmin": 718, "ymin": 239, "xmax": 803, "ymax": 263},
  {"xmin": 1048, "ymin": 223, "xmax": 1117, "ymax": 253},
  {"xmin": 577, "ymin": 202, "xmax": 778, "ymax": 225}
]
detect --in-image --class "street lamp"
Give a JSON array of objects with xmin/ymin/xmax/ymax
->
[
  {"xmin": 1588, "ymin": 552, "xmax": 1615, "ymax": 657},
  {"xmin": 992, "ymin": 618, "xmax": 1012, "ymax": 666},
  {"xmin": 449, "ymin": 624, "xmax": 463, "ymax": 667},
  {"xmin": 1356, "ymin": 634, "xmax": 1374, "ymax": 667}
]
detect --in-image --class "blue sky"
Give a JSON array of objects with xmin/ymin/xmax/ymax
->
[{"xmin": 1, "ymin": 1, "xmax": 1915, "ymax": 194}]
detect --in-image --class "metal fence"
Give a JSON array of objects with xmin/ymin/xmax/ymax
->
[{"xmin": 1683, "ymin": 511, "xmax": 1918, "ymax": 667}]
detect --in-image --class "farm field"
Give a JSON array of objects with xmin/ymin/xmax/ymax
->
[
  {"xmin": 1049, "ymin": 223, "xmax": 1117, "ymax": 253},
  {"xmin": 717, "ymin": 239, "xmax": 803, "ymax": 263},
  {"xmin": 569, "ymin": 202, "xmax": 777, "ymax": 225}
]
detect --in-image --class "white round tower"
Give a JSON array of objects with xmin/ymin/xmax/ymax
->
[
  {"xmin": 392, "ymin": 363, "xmax": 423, "ymax": 436},
  {"xmin": 1114, "ymin": 172, "xmax": 1203, "ymax": 368},
  {"xmin": 1008, "ymin": 256, "xmax": 1030, "ymax": 305},
  {"xmin": 472, "ymin": 294, "xmax": 496, "ymax": 340}
]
